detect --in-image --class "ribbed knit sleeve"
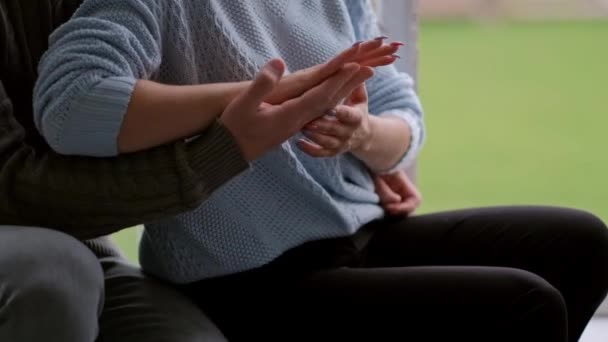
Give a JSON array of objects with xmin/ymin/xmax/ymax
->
[
  {"xmin": 346, "ymin": 0, "xmax": 425, "ymax": 172},
  {"xmin": 1, "ymin": 80, "xmax": 248, "ymax": 240},
  {"xmin": 33, "ymin": 0, "xmax": 165, "ymax": 157}
]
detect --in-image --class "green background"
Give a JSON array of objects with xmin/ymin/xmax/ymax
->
[{"xmin": 416, "ymin": 20, "xmax": 608, "ymax": 218}]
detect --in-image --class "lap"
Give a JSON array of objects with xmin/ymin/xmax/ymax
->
[
  {"xmin": 97, "ymin": 256, "xmax": 226, "ymax": 342},
  {"xmin": 362, "ymin": 206, "xmax": 608, "ymax": 341},
  {"xmin": 363, "ymin": 206, "xmax": 608, "ymax": 272},
  {"xmin": 299, "ymin": 265, "xmax": 565, "ymax": 340},
  {"xmin": 188, "ymin": 206, "xmax": 608, "ymax": 341},
  {"xmin": 191, "ymin": 263, "xmax": 565, "ymax": 341}
]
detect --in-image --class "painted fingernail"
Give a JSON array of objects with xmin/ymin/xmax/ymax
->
[
  {"xmin": 326, "ymin": 109, "xmax": 337, "ymax": 116},
  {"xmin": 392, "ymin": 54, "xmax": 401, "ymax": 59},
  {"xmin": 352, "ymin": 40, "xmax": 363, "ymax": 47},
  {"xmin": 390, "ymin": 42, "xmax": 405, "ymax": 47},
  {"xmin": 374, "ymin": 36, "xmax": 389, "ymax": 41}
]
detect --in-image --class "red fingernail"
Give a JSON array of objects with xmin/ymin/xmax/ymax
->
[
  {"xmin": 392, "ymin": 54, "xmax": 401, "ymax": 59},
  {"xmin": 391, "ymin": 42, "xmax": 405, "ymax": 47},
  {"xmin": 352, "ymin": 41, "xmax": 363, "ymax": 47},
  {"xmin": 374, "ymin": 36, "xmax": 389, "ymax": 41}
]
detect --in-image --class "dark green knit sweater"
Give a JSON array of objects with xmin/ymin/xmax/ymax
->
[{"xmin": 0, "ymin": 0, "xmax": 248, "ymax": 254}]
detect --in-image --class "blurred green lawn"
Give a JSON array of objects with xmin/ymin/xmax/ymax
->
[
  {"xmin": 113, "ymin": 20, "xmax": 608, "ymax": 263},
  {"xmin": 416, "ymin": 20, "xmax": 608, "ymax": 219}
]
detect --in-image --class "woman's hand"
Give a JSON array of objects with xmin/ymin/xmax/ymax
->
[
  {"xmin": 243, "ymin": 38, "xmax": 402, "ymax": 106},
  {"xmin": 297, "ymin": 84, "xmax": 372, "ymax": 157},
  {"xmin": 373, "ymin": 170, "xmax": 422, "ymax": 216},
  {"xmin": 221, "ymin": 59, "xmax": 374, "ymax": 161}
]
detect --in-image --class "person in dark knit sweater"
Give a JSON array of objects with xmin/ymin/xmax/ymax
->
[{"xmin": 0, "ymin": 1, "xmax": 396, "ymax": 341}]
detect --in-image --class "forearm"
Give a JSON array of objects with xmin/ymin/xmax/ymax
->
[
  {"xmin": 352, "ymin": 115, "xmax": 411, "ymax": 172},
  {"xmin": 0, "ymin": 122, "xmax": 247, "ymax": 240},
  {"xmin": 2, "ymin": 81, "xmax": 248, "ymax": 240},
  {"xmin": 118, "ymin": 80, "xmax": 242, "ymax": 154}
]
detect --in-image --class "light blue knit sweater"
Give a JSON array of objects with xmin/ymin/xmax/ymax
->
[{"xmin": 34, "ymin": 0, "xmax": 425, "ymax": 282}]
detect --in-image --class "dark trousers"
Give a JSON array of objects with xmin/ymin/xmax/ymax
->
[
  {"xmin": 184, "ymin": 206, "xmax": 608, "ymax": 342},
  {"xmin": 0, "ymin": 226, "xmax": 226, "ymax": 342}
]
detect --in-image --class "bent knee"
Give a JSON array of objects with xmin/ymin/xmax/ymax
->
[
  {"xmin": 0, "ymin": 226, "xmax": 104, "ymax": 341},
  {"xmin": 502, "ymin": 268, "xmax": 566, "ymax": 320},
  {"xmin": 0, "ymin": 226, "xmax": 104, "ymax": 315},
  {"xmin": 569, "ymin": 209, "xmax": 608, "ymax": 248},
  {"xmin": 559, "ymin": 209, "xmax": 608, "ymax": 267}
]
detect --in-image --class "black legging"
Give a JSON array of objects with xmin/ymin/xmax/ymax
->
[{"xmin": 183, "ymin": 206, "xmax": 608, "ymax": 341}]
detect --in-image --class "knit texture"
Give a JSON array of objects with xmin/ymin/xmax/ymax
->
[{"xmin": 34, "ymin": 0, "xmax": 425, "ymax": 282}]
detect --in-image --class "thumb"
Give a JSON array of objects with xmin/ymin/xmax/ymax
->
[
  {"xmin": 234, "ymin": 59, "xmax": 285, "ymax": 109},
  {"xmin": 345, "ymin": 84, "xmax": 367, "ymax": 106}
]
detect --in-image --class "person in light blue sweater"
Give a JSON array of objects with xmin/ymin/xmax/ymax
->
[{"xmin": 34, "ymin": 0, "xmax": 608, "ymax": 341}]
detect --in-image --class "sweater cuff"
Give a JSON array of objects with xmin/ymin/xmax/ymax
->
[
  {"xmin": 182, "ymin": 120, "xmax": 250, "ymax": 202},
  {"xmin": 61, "ymin": 77, "xmax": 136, "ymax": 157},
  {"xmin": 376, "ymin": 109, "xmax": 424, "ymax": 174}
]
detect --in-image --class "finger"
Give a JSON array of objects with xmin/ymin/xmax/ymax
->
[
  {"xmin": 355, "ymin": 43, "xmax": 401, "ymax": 64},
  {"xmin": 356, "ymin": 37, "xmax": 388, "ymax": 56},
  {"xmin": 390, "ymin": 173, "xmax": 422, "ymax": 205},
  {"xmin": 334, "ymin": 105, "xmax": 363, "ymax": 127},
  {"xmin": 234, "ymin": 59, "xmax": 285, "ymax": 109},
  {"xmin": 322, "ymin": 42, "xmax": 365, "ymax": 75},
  {"xmin": 287, "ymin": 43, "xmax": 369, "ymax": 102},
  {"xmin": 308, "ymin": 63, "xmax": 361, "ymax": 103},
  {"xmin": 302, "ymin": 131, "xmax": 344, "ymax": 150},
  {"xmin": 332, "ymin": 66, "xmax": 374, "ymax": 103},
  {"xmin": 384, "ymin": 173, "xmax": 409, "ymax": 193},
  {"xmin": 313, "ymin": 38, "xmax": 388, "ymax": 84},
  {"xmin": 280, "ymin": 63, "xmax": 360, "ymax": 123},
  {"xmin": 402, "ymin": 193, "xmax": 422, "ymax": 210},
  {"xmin": 296, "ymin": 139, "xmax": 339, "ymax": 158},
  {"xmin": 373, "ymin": 177, "xmax": 402, "ymax": 204},
  {"xmin": 306, "ymin": 117, "xmax": 354, "ymax": 139},
  {"xmin": 359, "ymin": 55, "xmax": 400, "ymax": 68},
  {"xmin": 386, "ymin": 175, "xmax": 422, "ymax": 212},
  {"xmin": 344, "ymin": 84, "xmax": 369, "ymax": 106}
]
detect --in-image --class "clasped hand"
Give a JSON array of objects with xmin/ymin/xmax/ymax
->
[
  {"xmin": 220, "ymin": 37, "xmax": 402, "ymax": 162},
  {"xmin": 298, "ymin": 83, "xmax": 371, "ymax": 158}
]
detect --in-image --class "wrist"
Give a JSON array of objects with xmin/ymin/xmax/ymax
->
[
  {"xmin": 352, "ymin": 115, "xmax": 378, "ymax": 156},
  {"xmin": 219, "ymin": 81, "xmax": 250, "ymax": 110},
  {"xmin": 217, "ymin": 116, "xmax": 254, "ymax": 162}
]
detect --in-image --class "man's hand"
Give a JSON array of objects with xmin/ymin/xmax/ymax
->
[
  {"xmin": 373, "ymin": 170, "xmax": 422, "ymax": 216},
  {"xmin": 221, "ymin": 59, "xmax": 374, "ymax": 161}
]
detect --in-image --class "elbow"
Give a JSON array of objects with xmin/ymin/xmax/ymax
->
[
  {"xmin": 33, "ymin": 76, "xmax": 132, "ymax": 157},
  {"xmin": 35, "ymin": 101, "xmax": 121, "ymax": 157},
  {"xmin": 33, "ymin": 88, "xmax": 77, "ymax": 156}
]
